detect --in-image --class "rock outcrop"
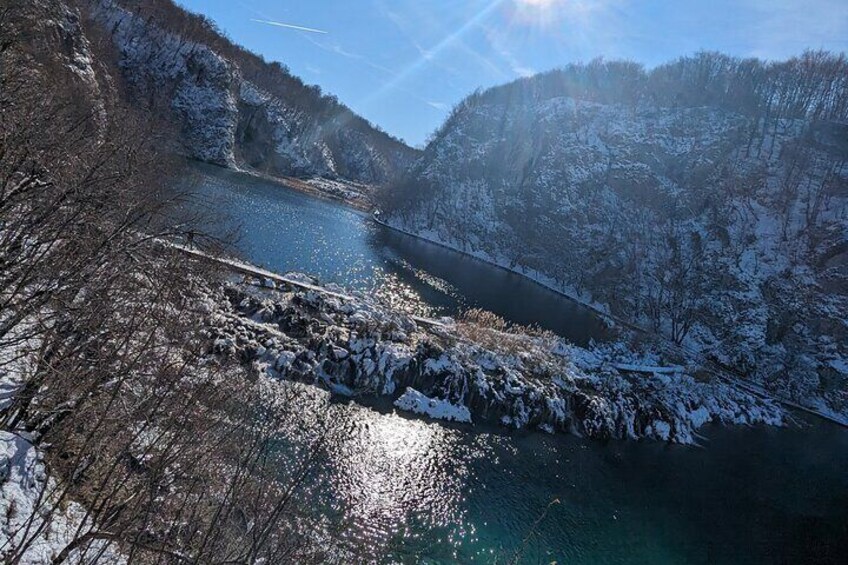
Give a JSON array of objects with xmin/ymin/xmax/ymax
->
[
  {"xmin": 204, "ymin": 277, "xmax": 784, "ymax": 445},
  {"xmin": 85, "ymin": 0, "xmax": 418, "ymax": 184}
]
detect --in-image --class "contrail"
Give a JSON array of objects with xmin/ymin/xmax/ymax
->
[{"xmin": 251, "ymin": 18, "xmax": 328, "ymax": 34}]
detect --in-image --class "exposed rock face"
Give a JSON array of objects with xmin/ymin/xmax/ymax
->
[
  {"xmin": 85, "ymin": 0, "xmax": 418, "ymax": 184},
  {"xmin": 6, "ymin": 0, "xmax": 108, "ymax": 135},
  {"xmin": 384, "ymin": 57, "xmax": 848, "ymax": 420},
  {"xmin": 204, "ymin": 278, "xmax": 784, "ymax": 445}
]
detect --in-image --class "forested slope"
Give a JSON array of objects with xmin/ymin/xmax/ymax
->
[{"xmin": 383, "ymin": 54, "xmax": 848, "ymax": 418}]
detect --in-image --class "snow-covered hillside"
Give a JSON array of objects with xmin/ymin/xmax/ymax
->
[
  {"xmin": 86, "ymin": 0, "xmax": 418, "ymax": 185},
  {"xmin": 384, "ymin": 56, "xmax": 848, "ymax": 419}
]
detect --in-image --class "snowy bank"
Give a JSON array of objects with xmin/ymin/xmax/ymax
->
[
  {"xmin": 0, "ymin": 432, "xmax": 125, "ymax": 564},
  {"xmin": 202, "ymin": 275, "xmax": 786, "ymax": 445}
]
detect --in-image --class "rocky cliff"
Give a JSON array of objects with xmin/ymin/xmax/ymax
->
[
  {"xmin": 383, "ymin": 56, "xmax": 848, "ymax": 419},
  {"xmin": 79, "ymin": 0, "xmax": 418, "ymax": 185}
]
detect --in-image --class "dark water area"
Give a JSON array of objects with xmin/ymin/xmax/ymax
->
[
  {"xmin": 292, "ymin": 391, "xmax": 848, "ymax": 564},
  {"xmin": 184, "ymin": 164, "xmax": 848, "ymax": 563},
  {"xmin": 184, "ymin": 163, "xmax": 609, "ymax": 347}
]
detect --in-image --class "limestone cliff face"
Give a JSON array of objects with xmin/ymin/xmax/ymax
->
[
  {"xmin": 8, "ymin": 0, "xmax": 108, "ymax": 136},
  {"xmin": 86, "ymin": 0, "xmax": 418, "ymax": 184},
  {"xmin": 386, "ymin": 59, "xmax": 848, "ymax": 416}
]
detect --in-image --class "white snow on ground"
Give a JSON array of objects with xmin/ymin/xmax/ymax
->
[
  {"xmin": 394, "ymin": 388, "xmax": 472, "ymax": 423},
  {"xmin": 0, "ymin": 432, "xmax": 125, "ymax": 564},
  {"xmin": 0, "ymin": 327, "xmax": 124, "ymax": 563}
]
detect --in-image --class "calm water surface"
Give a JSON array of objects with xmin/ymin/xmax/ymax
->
[
  {"xmin": 186, "ymin": 164, "xmax": 608, "ymax": 346},
  {"xmin": 186, "ymin": 164, "xmax": 848, "ymax": 563}
]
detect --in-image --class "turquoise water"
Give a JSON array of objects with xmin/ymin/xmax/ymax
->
[
  {"xmin": 185, "ymin": 164, "xmax": 609, "ymax": 347},
  {"xmin": 186, "ymin": 165, "xmax": 848, "ymax": 563},
  {"xmin": 287, "ymin": 393, "xmax": 848, "ymax": 563}
]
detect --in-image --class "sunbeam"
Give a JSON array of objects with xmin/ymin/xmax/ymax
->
[{"xmin": 362, "ymin": 0, "xmax": 508, "ymax": 105}]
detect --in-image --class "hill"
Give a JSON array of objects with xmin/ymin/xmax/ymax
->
[{"xmin": 381, "ymin": 54, "xmax": 848, "ymax": 418}]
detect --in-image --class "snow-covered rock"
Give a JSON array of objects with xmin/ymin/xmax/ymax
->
[
  {"xmin": 204, "ymin": 277, "xmax": 785, "ymax": 444},
  {"xmin": 394, "ymin": 388, "xmax": 472, "ymax": 423},
  {"xmin": 90, "ymin": 0, "xmax": 418, "ymax": 184}
]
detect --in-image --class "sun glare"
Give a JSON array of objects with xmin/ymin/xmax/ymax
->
[
  {"xmin": 507, "ymin": 0, "xmax": 608, "ymax": 31},
  {"xmin": 511, "ymin": 0, "xmax": 571, "ymax": 28}
]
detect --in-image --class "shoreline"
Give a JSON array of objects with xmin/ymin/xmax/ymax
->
[
  {"xmin": 176, "ymin": 162, "xmax": 848, "ymax": 430},
  {"xmin": 203, "ymin": 261, "xmax": 788, "ymax": 445},
  {"xmin": 373, "ymin": 214, "xmax": 653, "ymax": 333},
  {"xmin": 189, "ymin": 159, "xmax": 375, "ymax": 213},
  {"xmin": 371, "ymin": 216, "xmax": 848, "ymax": 429}
]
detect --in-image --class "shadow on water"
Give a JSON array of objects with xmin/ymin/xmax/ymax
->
[{"xmin": 369, "ymin": 228, "xmax": 611, "ymax": 346}]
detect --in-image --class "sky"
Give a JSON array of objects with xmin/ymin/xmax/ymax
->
[{"xmin": 175, "ymin": 0, "xmax": 848, "ymax": 147}]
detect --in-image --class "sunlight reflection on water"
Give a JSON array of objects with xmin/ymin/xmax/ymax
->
[
  {"xmin": 185, "ymin": 165, "xmax": 848, "ymax": 564},
  {"xmin": 184, "ymin": 163, "xmax": 611, "ymax": 345},
  {"xmin": 278, "ymin": 386, "xmax": 488, "ymax": 561}
]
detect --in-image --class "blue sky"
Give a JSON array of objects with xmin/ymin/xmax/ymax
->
[{"xmin": 176, "ymin": 0, "xmax": 848, "ymax": 147}]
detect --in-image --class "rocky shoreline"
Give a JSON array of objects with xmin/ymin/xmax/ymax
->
[{"xmin": 202, "ymin": 272, "xmax": 785, "ymax": 445}]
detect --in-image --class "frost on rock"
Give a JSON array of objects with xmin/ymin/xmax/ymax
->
[
  {"xmin": 205, "ymin": 277, "xmax": 785, "ymax": 444},
  {"xmin": 394, "ymin": 388, "xmax": 472, "ymax": 423}
]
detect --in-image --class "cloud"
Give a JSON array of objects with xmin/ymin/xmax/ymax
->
[
  {"xmin": 426, "ymin": 101, "xmax": 450, "ymax": 111},
  {"xmin": 512, "ymin": 66, "xmax": 536, "ymax": 77},
  {"xmin": 481, "ymin": 23, "xmax": 536, "ymax": 78},
  {"xmin": 250, "ymin": 18, "xmax": 328, "ymax": 35}
]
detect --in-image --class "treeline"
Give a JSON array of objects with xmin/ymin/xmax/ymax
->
[
  {"xmin": 0, "ymin": 1, "xmax": 335, "ymax": 561},
  {"xmin": 440, "ymin": 52, "xmax": 848, "ymax": 136},
  {"xmin": 383, "ymin": 50, "xmax": 848, "ymax": 354}
]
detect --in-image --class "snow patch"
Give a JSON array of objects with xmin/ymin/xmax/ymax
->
[{"xmin": 393, "ymin": 388, "xmax": 472, "ymax": 423}]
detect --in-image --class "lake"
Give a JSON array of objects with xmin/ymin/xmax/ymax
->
[
  {"xmin": 185, "ymin": 164, "xmax": 848, "ymax": 563},
  {"xmin": 184, "ymin": 164, "xmax": 609, "ymax": 347}
]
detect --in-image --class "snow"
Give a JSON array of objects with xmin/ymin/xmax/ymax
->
[
  {"xmin": 385, "ymin": 79, "xmax": 848, "ymax": 423},
  {"xmin": 688, "ymin": 407, "xmax": 712, "ymax": 428},
  {"xmin": 394, "ymin": 388, "xmax": 472, "ymax": 423},
  {"xmin": 213, "ymin": 277, "xmax": 786, "ymax": 444},
  {"xmin": 0, "ymin": 323, "xmax": 122, "ymax": 563},
  {"xmin": 91, "ymin": 0, "xmax": 416, "ymax": 184},
  {"xmin": 0, "ymin": 432, "xmax": 125, "ymax": 564},
  {"xmin": 652, "ymin": 421, "xmax": 672, "ymax": 442},
  {"xmin": 828, "ymin": 358, "xmax": 848, "ymax": 375},
  {"xmin": 613, "ymin": 363, "xmax": 685, "ymax": 375}
]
